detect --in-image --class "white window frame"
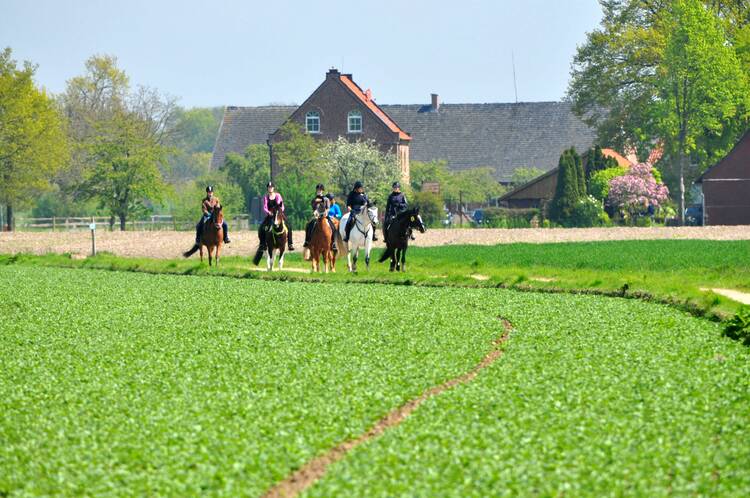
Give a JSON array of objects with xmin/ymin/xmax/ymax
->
[
  {"xmin": 306, "ymin": 111, "xmax": 320, "ymax": 134},
  {"xmin": 348, "ymin": 110, "xmax": 362, "ymax": 133}
]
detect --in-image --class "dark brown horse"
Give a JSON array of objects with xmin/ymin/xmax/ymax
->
[
  {"xmin": 379, "ymin": 208, "xmax": 426, "ymax": 272},
  {"xmin": 183, "ymin": 204, "xmax": 224, "ymax": 266}
]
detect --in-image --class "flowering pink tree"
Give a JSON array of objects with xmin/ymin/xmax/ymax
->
[{"xmin": 607, "ymin": 163, "xmax": 669, "ymax": 220}]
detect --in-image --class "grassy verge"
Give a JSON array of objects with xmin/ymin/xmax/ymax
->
[{"xmin": 1, "ymin": 240, "xmax": 748, "ymax": 320}]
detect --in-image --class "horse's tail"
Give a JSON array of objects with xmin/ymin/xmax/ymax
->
[
  {"xmin": 252, "ymin": 247, "xmax": 264, "ymax": 266},
  {"xmin": 183, "ymin": 244, "xmax": 200, "ymax": 258},
  {"xmin": 378, "ymin": 245, "xmax": 394, "ymax": 263}
]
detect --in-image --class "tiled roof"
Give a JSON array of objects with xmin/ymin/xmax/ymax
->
[
  {"xmin": 211, "ymin": 101, "xmax": 597, "ymax": 182},
  {"xmin": 339, "ymin": 75, "xmax": 411, "ymax": 141}
]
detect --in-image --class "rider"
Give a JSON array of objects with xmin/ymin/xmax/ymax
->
[
  {"xmin": 343, "ymin": 180, "xmax": 378, "ymax": 243},
  {"xmin": 303, "ymin": 183, "xmax": 338, "ymax": 251},
  {"xmin": 196, "ymin": 185, "xmax": 230, "ymax": 245},
  {"xmin": 327, "ymin": 193, "xmax": 342, "ymax": 220},
  {"xmin": 384, "ymin": 181, "xmax": 411, "ymax": 239},
  {"xmin": 258, "ymin": 181, "xmax": 294, "ymax": 251}
]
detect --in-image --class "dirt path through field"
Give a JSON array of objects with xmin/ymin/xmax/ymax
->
[
  {"xmin": 261, "ymin": 319, "xmax": 512, "ymax": 498},
  {"xmin": 700, "ymin": 288, "xmax": 750, "ymax": 305},
  {"xmin": 2, "ymin": 226, "xmax": 749, "ymax": 259}
]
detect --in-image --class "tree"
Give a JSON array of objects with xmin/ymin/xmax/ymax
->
[
  {"xmin": 511, "ymin": 167, "xmax": 545, "ymax": 186},
  {"xmin": 0, "ymin": 47, "xmax": 69, "ymax": 230},
  {"xmin": 608, "ymin": 163, "xmax": 669, "ymax": 221},
  {"xmin": 321, "ymin": 137, "xmax": 401, "ymax": 205},
  {"xmin": 571, "ymin": 148, "xmax": 586, "ymax": 196},
  {"xmin": 549, "ymin": 151, "xmax": 581, "ymax": 224},
  {"xmin": 222, "ymin": 144, "xmax": 270, "ymax": 213},
  {"xmin": 568, "ymin": 0, "xmax": 749, "ymax": 223},
  {"xmin": 79, "ymin": 109, "xmax": 167, "ymax": 230},
  {"xmin": 589, "ymin": 166, "xmax": 629, "ymax": 201},
  {"xmin": 272, "ymin": 122, "xmax": 326, "ymax": 227},
  {"xmin": 63, "ymin": 55, "xmax": 178, "ymax": 229},
  {"xmin": 411, "ymin": 191, "xmax": 443, "ymax": 226}
]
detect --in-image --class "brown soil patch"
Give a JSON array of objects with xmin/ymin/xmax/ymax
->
[
  {"xmin": 262, "ymin": 319, "xmax": 512, "ymax": 498},
  {"xmin": 2, "ymin": 226, "xmax": 749, "ymax": 259}
]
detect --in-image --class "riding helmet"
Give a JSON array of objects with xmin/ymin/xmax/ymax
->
[
  {"xmin": 353, "ymin": 181, "xmax": 363, "ymax": 189},
  {"xmin": 266, "ymin": 181, "xmax": 275, "ymax": 188},
  {"xmin": 316, "ymin": 183, "xmax": 325, "ymax": 190},
  {"xmin": 206, "ymin": 185, "xmax": 214, "ymax": 193},
  {"xmin": 326, "ymin": 193, "xmax": 334, "ymax": 200},
  {"xmin": 392, "ymin": 181, "xmax": 401, "ymax": 189}
]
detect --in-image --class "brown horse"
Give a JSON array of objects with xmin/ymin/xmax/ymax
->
[
  {"xmin": 309, "ymin": 212, "xmax": 336, "ymax": 273},
  {"xmin": 183, "ymin": 204, "xmax": 223, "ymax": 266}
]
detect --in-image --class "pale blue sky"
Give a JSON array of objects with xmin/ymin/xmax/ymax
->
[{"xmin": 1, "ymin": 0, "xmax": 602, "ymax": 108}]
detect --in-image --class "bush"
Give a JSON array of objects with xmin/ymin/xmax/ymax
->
[
  {"xmin": 724, "ymin": 307, "xmax": 750, "ymax": 345},
  {"xmin": 411, "ymin": 191, "xmax": 443, "ymax": 226},
  {"xmin": 589, "ymin": 166, "xmax": 628, "ymax": 201},
  {"xmin": 481, "ymin": 207, "xmax": 538, "ymax": 228},
  {"xmin": 569, "ymin": 196, "xmax": 610, "ymax": 227}
]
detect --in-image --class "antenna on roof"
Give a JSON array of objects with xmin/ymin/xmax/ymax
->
[{"xmin": 512, "ymin": 50, "xmax": 518, "ymax": 104}]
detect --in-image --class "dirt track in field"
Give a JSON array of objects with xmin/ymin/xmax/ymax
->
[
  {"xmin": 1, "ymin": 226, "xmax": 749, "ymax": 259},
  {"xmin": 261, "ymin": 319, "xmax": 512, "ymax": 498}
]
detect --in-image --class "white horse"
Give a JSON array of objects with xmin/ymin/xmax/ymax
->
[{"xmin": 339, "ymin": 206, "xmax": 378, "ymax": 272}]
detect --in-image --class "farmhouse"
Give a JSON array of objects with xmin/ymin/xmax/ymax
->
[
  {"xmin": 498, "ymin": 148, "xmax": 632, "ymax": 209},
  {"xmin": 211, "ymin": 69, "xmax": 597, "ymax": 183},
  {"xmin": 696, "ymin": 131, "xmax": 750, "ymax": 225}
]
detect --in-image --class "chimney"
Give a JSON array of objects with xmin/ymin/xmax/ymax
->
[
  {"xmin": 431, "ymin": 93, "xmax": 440, "ymax": 112},
  {"xmin": 327, "ymin": 67, "xmax": 340, "ymax": 79},
  {"xmin": 365, "ymin": 89, "xmax": 372, "ymax": 102}
]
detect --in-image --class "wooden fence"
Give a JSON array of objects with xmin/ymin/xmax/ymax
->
[{"xmin": 15, "ymin": 215, "xmax": 255, "ymax": 232}]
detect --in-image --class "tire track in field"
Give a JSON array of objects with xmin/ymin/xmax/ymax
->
[{"xmin": 262, "ymin": 318, "xmax": 513, "ymax": 498}]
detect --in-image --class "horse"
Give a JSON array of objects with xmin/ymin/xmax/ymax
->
[
  {"xmin": 183, "ymin": 204, "xmax": 223, "ymax": 266},
  {"xmin": 309, "ymin": 208, "xmax": 336, "ymax": 273},
  {"xmin": 338, "ymin": 205, "xmax": 378, "ymax": 272},
  {"xmin": 379, "ymin": 207, "xmax": 426, "ymax": 272},
  {"xmin": 253, "ymin": 207, "xmax": 287, "ymax": 271}
]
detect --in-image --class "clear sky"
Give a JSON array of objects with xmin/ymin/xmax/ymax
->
[{"xmin": 1, "ymin": 0, "xmax": 603, "ymax": 109}]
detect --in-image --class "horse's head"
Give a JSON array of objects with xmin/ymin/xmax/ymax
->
[
  {"xmin": 272, "ymin": 207, "xmax": 283, "ymax": 227},
  {"xmin": 366, "ymin": 205, "xmax": 378, "ymax": 226},
  {"xmin": 212, "ymin": 204, "xmax": 223, "ymax": 229},
  {"xmin": 407, "ymin": 208, "xmax": 426, "ymax": 233}
]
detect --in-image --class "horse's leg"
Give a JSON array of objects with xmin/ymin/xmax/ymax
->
[
  {"xmin": 216, "ymin": 243, "xmax": 221, "ymax": 267},
  {"xmin": 352, "ymin": 247, "xmax": 358, "ymax": 272},
  {"xmin": 267, "ymin": 247, "xmax": 273, "ymax": 271},
  {"xmin": 199, "ymin": 243, "xmax": 204, "ymax": 263},
  {"xmin": 365, "ymin": 237, "xmax": 371, "ymax": 271},
  {"xmin": 208, "ymin": 245, "xmax": 213, "ymax": 267},
  {"xmin": 400, "ymin": 246, "xmax": 407, "ymax": 272},
  {"xmin": 279, "ymin": 248, "xmax": 285, "ymax": 270}
]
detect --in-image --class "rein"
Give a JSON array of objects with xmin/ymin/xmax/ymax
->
[{"xmin": 353, "ymin": 209, "xmax": 375, "ymax": 237}]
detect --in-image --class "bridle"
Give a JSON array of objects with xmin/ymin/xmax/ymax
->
[{"xmin": 354, "ymin": 207, "xmax": 377, "ymax": 237}]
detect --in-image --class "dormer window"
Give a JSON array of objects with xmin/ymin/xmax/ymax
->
[
  {"xmin": 348, "ymin": 110, "xmax": 362, "ymax": 133},
  {"xmin": 306, "ymin": 111, "xmax": 320, "ymax": 133}
]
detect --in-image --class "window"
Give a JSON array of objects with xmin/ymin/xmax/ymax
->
[
  {"xmin": 306, "ymin": 111, "xmax": 320, "ymax": 133},
  {"xmin": 348, "ymin": 110, "xmax": 362, "ymax": 133}
]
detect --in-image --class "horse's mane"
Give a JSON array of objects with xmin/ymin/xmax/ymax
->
[{"xmin": 396, "ymin": 207, "xmax": 419, "ymax": 220}]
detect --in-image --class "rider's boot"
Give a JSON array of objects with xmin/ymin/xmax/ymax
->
[
  {"xmin": 303, "ymin": 220, "xmax": 313, "ymax": 248},
  {"xmin": 343, "ymin": 218, "xmax": 353, "ymax": 242},
  {"xmin": 288, "ymin": 231, "xmax": 295, "ymax": 251},
  {"xmin": 372, "ymin": 230, "xmax": 378, "ymax": 242},
  {"xmin": 223, "ymin": 222, "xmax": 230, "ymax": 244}
]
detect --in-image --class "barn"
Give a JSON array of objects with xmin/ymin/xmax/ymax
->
[{"xmin": 696, "ymin": 131, "xmax": 750, "ymax": 225}]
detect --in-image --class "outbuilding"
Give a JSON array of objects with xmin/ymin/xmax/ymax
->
[{"xmin": 696, "ymin": 132, "xmax": 750, "ymax": 225}]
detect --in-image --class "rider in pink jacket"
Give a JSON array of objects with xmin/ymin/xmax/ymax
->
[{"xmin": 258, "ymin": 182, "xmax": 294, "ymax": 251}]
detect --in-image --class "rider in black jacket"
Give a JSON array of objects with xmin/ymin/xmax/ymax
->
[
  {"xmin": 384, "ymin": 181, "xmax": 413, "ymax": 239},
  {"xmin": 343, "ymin": 181, "xmax": 378, "ymax": 242}
]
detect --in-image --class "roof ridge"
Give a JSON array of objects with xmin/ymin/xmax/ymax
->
[{"xmin": 338, "ymin": 75, "xmax": 411, "ymax": 140}]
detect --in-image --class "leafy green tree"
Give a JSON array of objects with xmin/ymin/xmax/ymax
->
[
  {"xmin": 0, "ymin": 47, "xmax": 69, "ymax": 230},
  {"xmin": 568, "ymin": 0, "xmax": 750, "ymax": 223},
  {"xmin": 589, "ymin": 166, "xmax": 629, "ymax": 201},
  {"xmin": 570, "ymin": 148, "xmax": 586, "ymax": 196},
  {"xmin": 222, "ymin": 144, "xmax": 270, "ymax": 213},
  {"xmin": 171, "ymin": 107, "xmax": 222, "ymax": 153},
  {"xmin": 79, "ymin": 110, "xmax": 167, "ymax": 230},
  {"xmin": 63, "ymin": 55, "xmax": 178, "ymax": 229},
  {"xmin": 410, "ymin": 160, "xmax": 452, "ymax": 192},
  {"xmin": 321, "ymin": 137, "xmax": 401, "ymax": 205},
  {"xmin": 411, "ymin": 191, "xmax": 444, "ymax": 226},
  {"xmin": 452, "ymin": 167, "xmax": 506, "ymax": 204},
  {"xmin": 511, "ymin": 167, "xmax": 545, "ymax": 186},
  {"xmin": 169, "ymin": 170, "xmax": 244, "ymax": 226}
]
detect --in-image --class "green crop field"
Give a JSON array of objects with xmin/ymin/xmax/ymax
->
[{"xmin": 1, "ymin": 263, "xmax": 749, "ymax": 496}]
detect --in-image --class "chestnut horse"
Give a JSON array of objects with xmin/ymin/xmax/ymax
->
[
  {"xmin": 309, "ymin": 211, "xmax": 336, "ymax": 273},
  {"xmin": 183, "ymin": 204, "xmax": 223, "ymax": 266}
]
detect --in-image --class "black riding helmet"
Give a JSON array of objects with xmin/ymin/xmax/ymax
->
[
  {"xmin": 267, "ymin": 181, "xmax": 275, "ymax": 188},
  {"xmin": 326, "ymin": 193, "xmax": 335, "ymax": 200},
  {"xmin": 392, "ymin": 181, "xmax": 401, "ymax": 189},
  {"xmin": 353, "ymin": 181, "xmax": 363, "ymax": 190},
  {"xmin": 206, "ymin": 185, "xmax": 214, "ymax": 193},
  {"xmin": 316, "ymin": 183, "xmax": 325, "ymax": 191}
]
